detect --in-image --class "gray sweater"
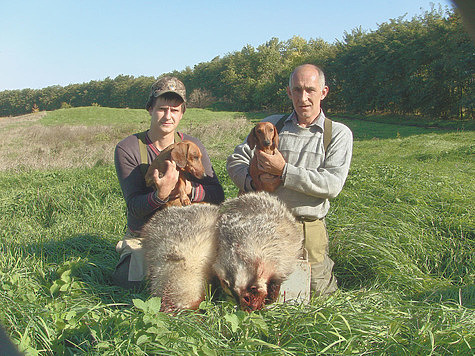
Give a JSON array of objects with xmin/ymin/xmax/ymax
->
[{"xmin": 226, "ymin": 111, "xmax": 353, "ymax": 220}]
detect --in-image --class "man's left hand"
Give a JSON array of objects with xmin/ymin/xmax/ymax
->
[
  {"xmin": 169, "ymin": 179, "xmax": 192, "ymax": 199},
  {"xmin": 259, "ymin": 173, "xmax": 282, "ymax": 191}
]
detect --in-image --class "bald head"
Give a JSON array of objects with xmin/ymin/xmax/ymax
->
[{"xmin": 289, "ymin": 64, "xmax": 326, "ymax": 91}]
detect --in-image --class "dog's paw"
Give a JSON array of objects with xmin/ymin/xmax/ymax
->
[{"xmin": 180, "ymin": 196, "xmax": 192, "ymax": 206}]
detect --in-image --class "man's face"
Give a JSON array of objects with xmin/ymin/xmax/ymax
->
[
  {"xmin": 287, "ymin": 66, "xmax": 328, "ymax": 124},
  {"xmin": 149, "ymin": 97, "xmax": 184, "ymax": 135}
]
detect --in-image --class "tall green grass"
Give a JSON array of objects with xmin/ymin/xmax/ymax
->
[{"xmin": 0, "ymin": 107, "xmax": 473, "ymax": 354}]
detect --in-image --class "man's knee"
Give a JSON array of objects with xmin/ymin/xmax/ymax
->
[
  {"xmin": 310, "ymin": 254, "xmax": 338, "ymax": 296},
  {"xmin": 111, "ymin": 254, "xmax": 144, "ymax": 290}
]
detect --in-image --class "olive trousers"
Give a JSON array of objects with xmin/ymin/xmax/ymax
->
[{"xmin": 297, "ymin": 218, "xmax": 338, "ymax": 296}]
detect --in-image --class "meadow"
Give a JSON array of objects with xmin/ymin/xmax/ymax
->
[{"xmin": 0, "ymin": 107, "xmax": 473, "ymax": 355}]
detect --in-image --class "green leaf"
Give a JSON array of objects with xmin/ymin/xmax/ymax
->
[
  {"xmin": 250, "ymin": 314, "xmax": 269, "ymax": 335},
  {"xmin": 199, "ymin": 300, "xmax": 214, "ymax": 311},
  {"xmin": 55, "ymin": 320, "xmax": 66, "ymax": 331},
  {"xmin": 247, "ymin": 338, "xmax": 280, "ymax": 350},
  {"xmin": 224, "ymin": 313, "xmax": 240, "ymax": 332},
  {"xmin": 136, "ymin": 334, "xmax": 150, "ymax": 346},
  {"xmin": 95, "ymin": 342, "xmax": 111, "ymax": 349},
  {"xmin": 146, "ymin": 326, "xmax": 170, "ymax": 338},
  {"xmin": 60, "ymin": 269, "xmax": 72, "ymax": 281},
  {"xmin": 235, "ymin": 310, "xmax": 247, "ymax": 321},
  {"xmin": 49, "ymin": 282, "xmax": 60, "ymax": 295},
  {"xmin": 200, "ymin": 345, "xmax": 217, "ymax": 356},
  {"xmin": 133, "ymin": 298, "xmax": 147, "ymax": 312},
  {"xmin": 147, "ymin": 297, "xmax": 162, "ymax": 313},
  {"xmin": 65, "ymin": 310, "xmax": 77, "ymax": 321}
]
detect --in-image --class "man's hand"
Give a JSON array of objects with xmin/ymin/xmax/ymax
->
[
  {"xmin": 151, "ymin": 160, "xmax": 179, "ymax": 201},
  {"xmin": 256, "ymin": 149, "xmax": 286, "ymax": 176}
]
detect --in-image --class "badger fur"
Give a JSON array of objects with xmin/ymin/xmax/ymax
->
[
  {"xmin": 214, "ymin": 192, "xmax": 303, "ymax": 311},
  {"xmin": 142, "ymin": 203, "xmax": 219, "ymax": 313}
]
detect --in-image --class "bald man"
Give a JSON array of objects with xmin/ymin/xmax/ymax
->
[{"xmin": 227, "ymin": 64, "xmax": 353, "ymax": 295}]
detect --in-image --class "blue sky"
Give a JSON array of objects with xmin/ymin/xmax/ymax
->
[{"xmin": 0, "ymin": 0, "xmax": 452, "ymax": 91}]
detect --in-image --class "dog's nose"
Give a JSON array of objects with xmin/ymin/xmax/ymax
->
[{"xmin": 263, "ymin": 140, "xmax": 271, "ymax": 146}]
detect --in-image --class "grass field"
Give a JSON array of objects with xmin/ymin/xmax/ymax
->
[{"xmin": 0, "ymin": 107, "xmax": 473, "ymax": 355}]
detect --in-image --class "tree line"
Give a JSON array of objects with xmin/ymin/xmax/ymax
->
[{"xmin": 1, "ymin": 7, "xmax": 473, "ymax": 120}]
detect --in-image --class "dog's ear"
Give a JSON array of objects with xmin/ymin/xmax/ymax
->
[
  {"xmin": 187, "ymin": 142, "xmax": 202, "ymax": 159},
  {"xmin": 247, "ymin": 127, "xmax": 257, "ymax": 149},
  {"xmin": 272, "ymin": 125, "xmax": 279, "ymax": 149},
  {"xmin": 171, "ymin": 142, "xmax": 188, "ymax": 168}
]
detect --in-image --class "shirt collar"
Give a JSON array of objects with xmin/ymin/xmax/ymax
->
[
  {"xmin": 289, "ymin": 110, "xmax": 326, "ymax": 130},
  {"xmin": 144, "ymin": 130, "xmax": 160, "ymax": 155},
  {"xmin": 144, "ymin": 130, "xmax": 183, "ymax": 155}
]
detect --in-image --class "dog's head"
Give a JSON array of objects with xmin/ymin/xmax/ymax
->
[
  {"xmin": 170, "ymin": 140, "xmax": 205, "ymax": 179},
  {"xmin": 247, "ymin": 122, "xmax": 279, "ymax": 152}
]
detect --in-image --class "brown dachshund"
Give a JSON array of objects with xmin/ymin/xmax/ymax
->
[
  {"xmin": 247, "ymin": 121, "xmax": 281, "ymax": 192},
  {"xmin": 145, "ymin": 140, "xmax": 205, "ymax": 207}
]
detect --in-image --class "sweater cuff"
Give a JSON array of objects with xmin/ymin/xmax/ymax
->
[
  {"xmin": 149, "ymin": 191, "xmax": 169, "ymax": 208},
  {"xmin": 191, "ymin": 182, "xmax": 205, "ymax": 202},
  {"xmin": 280, "ymin": 163, "xmax": 288, "ymax": 183},
  {"xmin": 282, "ymin": 163, "xmax": 297, "ymax": 187},
  {"xmin": 244, "ymin": 174, "xmax": 255, "ymax": 192}
]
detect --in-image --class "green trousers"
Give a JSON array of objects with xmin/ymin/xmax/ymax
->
[{"xmin": 298, "ymin": 219, "xmax": 338, "ymax": 296}]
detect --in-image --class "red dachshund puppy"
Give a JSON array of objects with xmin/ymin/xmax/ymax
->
[
  {"xmin": 247, "ymin": 122, "xmax": 281, "ymax": 192},
  {"xmin": 145, "ymin": 140, "xmax": 205, "ymax": 207}
]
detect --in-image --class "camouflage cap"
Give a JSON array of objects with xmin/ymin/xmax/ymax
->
[{"xmin": 149, "ymin": 76, "xmax": 186, "ymax": 102}]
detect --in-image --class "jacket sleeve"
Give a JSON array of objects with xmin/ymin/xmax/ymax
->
[{"xmin": 226, "ymin": 140, "xmax": 255, "ymax": 192}]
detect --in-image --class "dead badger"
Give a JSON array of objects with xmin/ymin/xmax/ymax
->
[
  {"xmin": 214, "ymin": 192, "xmax": 303, "ymax": 311},
  {"xmin": 142, "ymin": 204, "xmax": 219, "ymax": 313}
]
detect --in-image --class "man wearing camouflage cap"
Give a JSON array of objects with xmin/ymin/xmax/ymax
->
[{"xmin": 113, "ymin": 76, "xmax": 225, "ymax": 289}]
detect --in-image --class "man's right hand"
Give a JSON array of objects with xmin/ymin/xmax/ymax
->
[{"xmin": 151, "ymin": 160, "xmax": 179, "ymax": 201}]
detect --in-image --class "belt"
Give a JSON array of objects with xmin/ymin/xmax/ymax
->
[{"xmin": 296, "ymin": 216, "xmax": 323, "ymax": 222}]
